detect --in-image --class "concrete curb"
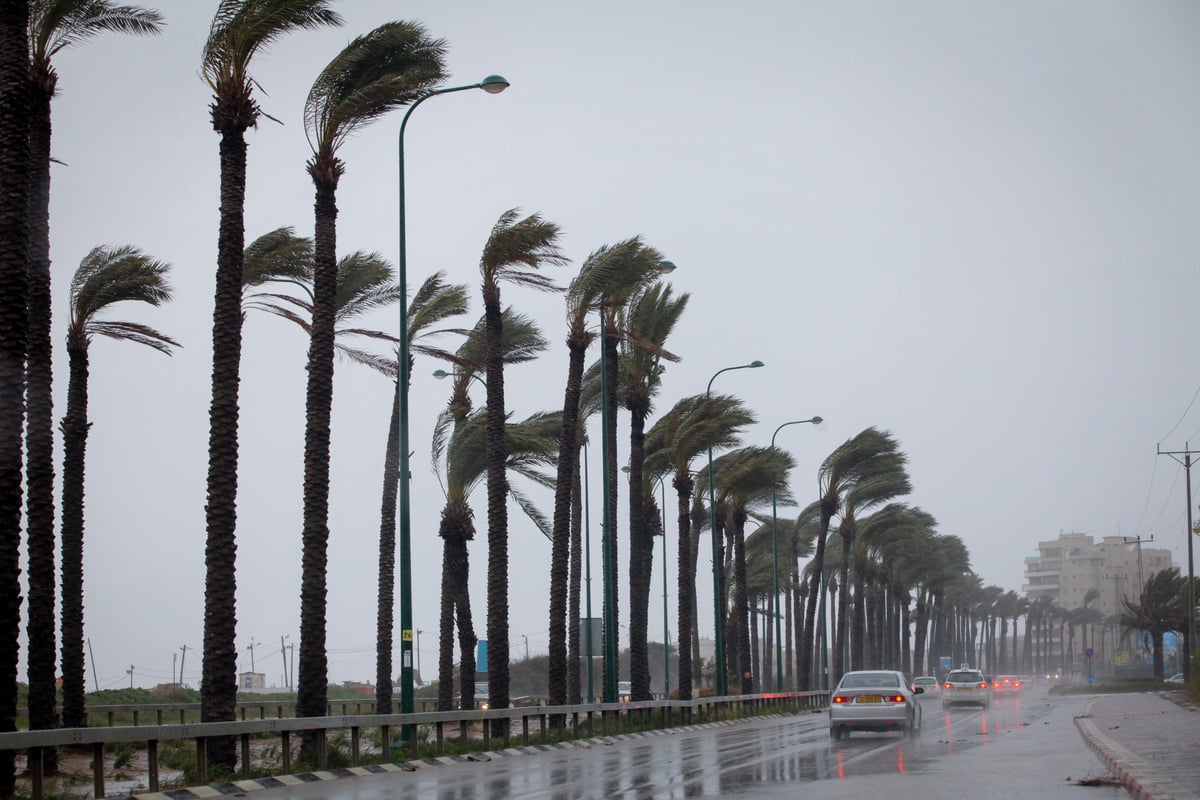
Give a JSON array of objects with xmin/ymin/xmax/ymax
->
[
  {"xmin": 1074, "ymin": 698, "xmax": 1200, "ymax": 800},
  {"xmin": 114, "ymin": 713, "xmax": 781, "ymax": 799}
]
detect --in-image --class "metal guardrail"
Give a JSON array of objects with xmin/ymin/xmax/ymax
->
[{"xmin": 1, "ymin": 691, "xmax": 829, "ymax": 799}]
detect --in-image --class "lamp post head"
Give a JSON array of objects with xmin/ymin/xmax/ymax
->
[
  {"xmin": 811, "ymin": 416, "xmax": 823, "ymax": 425},
  {"xmin": 480, "ymin": 74, "xmax": 510, "ymax": 94},
  {"xmin": 657, "ymin": 260, "xmax": 677, "ymax": 274},
  {"xmin": 748, "ymin": 360, "xmax": 765, "ymax": 368},
  {"xmin": 432, "ymin": 369, "xmax": 450, "ymax": 379}
]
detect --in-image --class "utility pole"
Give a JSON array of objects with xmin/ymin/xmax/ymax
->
[
  {"xmin": 127, "ymin": 665, "xmax": 134, "ymax": 689},
  {"xmin": 1123, "ymin": 534, "xmax": 1153, "ymax": 598},
  {"xmin": 1157, "ymin": 443, "xmax": 1196, "ymax": 676},
  {"xmin": 179, "ymin": 644, "xmax": 187, "ymax": 689},
  {"xmin": 247, "ymin": 637, "xmax": 260, "ymax": 673},
  {"xmin": 280, "ymin": 636, "xmax": 290, "ymax": 689}
]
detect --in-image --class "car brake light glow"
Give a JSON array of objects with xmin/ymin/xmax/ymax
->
[
  {"xmin": 944, "ymin": 683, "xmax": 952, "ymax": 689},
  {"xmin": 832, "ymin": 695, "xmax": 850, "ymax": 703},
  {"xmin": 978, "ymin": 682, "xmax": 987, "ymax": 688},
  {"xmin": 887, "ymin": 695, "xmax": 905, "ymax": 703}
]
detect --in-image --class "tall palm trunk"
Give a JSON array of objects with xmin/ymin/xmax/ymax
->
[
  {"xmin": 601, "ymin": 328, "xmax": 620, "ymax": 696},
  {"xmin": 627, "ymin": 396, "xmax": 651, "ymax": 700},
  {"xmin": 0, "ymin": 2, "xmax": 31, "ymax": 791},
  {"xmin": 484, "ymin": 285, "xmax": 511, "ymax": 723},
  {"xmin": 547, "ymin": 336, "xmax": 586, "ymax": 705},
  {"xmin": 567, "ymin": 453, "xmax": 583, "ymax": 703},
  {"xmin": 59, "ymin": 335, "xmax": 89, "ymax": 730},
  {"xmin": 375, "ymin": 385, "xmax": 400, "ymax": 713},
  {"xmin": 833, "ymin": 520, "xmax": 853, "ymax": 680},
  {"xmin": 732, "ymin": 512, "xmax": 752, "ymax": 694},
  {"xmin": 438, "ymin": 506, "xmax": 476, "ymax": 711},
  {"xmin": 297, "ymin": 172, "xmax": 339, "ymax": 731},
  {"xmin": 674, "ymin": 472, "xmax": 694, "ymax": 700},
  {"xmin": 201, "ymin": 119, "xmax": 250, "ymax": 769},
  {"xmin": 25, "ymin": 73, "xmax": 57, "ymax": 761},
  {"xmin": 798, "ymin": 504, "xmax": 834, "ymax": 690}
]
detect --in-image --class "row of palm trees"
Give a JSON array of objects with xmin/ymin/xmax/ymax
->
[{"xmin": 2, "ymin": 4, "xmax": 1191, "ymax": 794}]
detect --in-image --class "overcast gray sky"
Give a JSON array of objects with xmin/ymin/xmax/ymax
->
[{"xmin": 22, "ymin": 0, "xmax": 1200, "ymax": 689}]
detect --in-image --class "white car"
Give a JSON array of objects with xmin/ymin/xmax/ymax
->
[
  {"xmin": 829, "ymin": 670, "xmax": 923, "ymax": 740},
  {"xmin": 911, "ymin": 676, "xmax": 940, "ymax": 693},
  {"xmin": 1165, "ymin": 673, "xmax": 1185, "ymax": 684},
  {"xmin": 618, "ymin": 680, "xmax": 632, "ymax": 701},
  {"xmin": 942, "ymin": 669, "xmax": 990, "ymax": 709}
]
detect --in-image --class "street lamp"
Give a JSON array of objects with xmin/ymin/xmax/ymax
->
[
  {"xmin": 397, "ymin": 74, "xmax": 509, "ymax": 722},
  {"xmin": 769, "ymin": 416, "xmax": 822, "ymax": 691},
  {"xmin": 705, "ymin": 360, "xmax": 764, "ymax": 696}
]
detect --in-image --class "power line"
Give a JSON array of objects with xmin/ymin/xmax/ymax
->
[{"xmin": 1159, "ymin": 380, "xmax": 1200, "ymax": 443}]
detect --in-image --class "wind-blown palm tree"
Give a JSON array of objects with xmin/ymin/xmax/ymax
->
[
  {"xmin": 620, "ymin": 281, "xmax": 686, "ymax": 700},
  {"xmin": 710, "ymin": 446, "xmax": 794, "ymax": 693},
  {"xmin": 24, "ymin": 2, "xmax": 163, "ymax": 756},
  {"xmin": 1120, "ymin": 568, "xmax": 1188, "ymax": 679},
  {"xmin": 479, "ymin": 209, "xmax": 566, "ymax": 720},
  {"xmin": 644, "ymin": 393, "xmax": 754, "ymax": 699},
  {"xmin": 200, "ymin": 0, "xmax": 342, "ymax": 769},
  {"xmin": 798, "ymin": 427, "xmax": 904, "ymax": 690},
  {"xmin": 296, "ymin": 19, "xmax": 446, "ymax": 726},
  {"xmin": 0, "ymin": 3, "xmax": 31, "ymax": 790},
  {"xmin": 433, "ymin": 309, "xmax": 546, "ymax": 711},
  {"xmin": 59, "ymin": 246, "xmax": 177, "ymax": 729},
  {"xmin": 547, "ymin": 238, "xmax": 665, "ymax": 707}
]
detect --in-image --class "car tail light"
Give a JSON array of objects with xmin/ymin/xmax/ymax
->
[
  {"xmin": 993, "ymin": 682, "xmax": 1000, "ymax": 688},
  {"xmin": 832, "ymin": 695, "xmax": 850, "ymax": 703},
  {"xmin": 944, "ymin": 683, "xmax": 952, "ymax": 689},
  {"xmin": 887, "ymin": 695, "xmax": 905, "ymax": 703},
  {"xmin": 978, "ymin": 682, "xmax": 988, "ymax": 689},
  {"xmin": 1013, "ymin": 681, "xmax": 1022, "ymax": 688}
]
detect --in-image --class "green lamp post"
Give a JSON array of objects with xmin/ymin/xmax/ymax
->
[
  {"xmin": 705, "ymin": 360, "xmax": 764, "ymax": 697},
  {"xmin": 397, "ymin": 75, "xmax": 508, "ymax": 726},
  {"xmin": 768, "ymin": 416, "xmax": 822, "ymax": 691}
]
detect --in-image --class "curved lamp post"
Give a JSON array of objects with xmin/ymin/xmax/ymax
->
[
  {"xmin": 397, "ymin": 74, "xmax": 509, "ymax": 723},
  {"xmin": 705, "ymin": 360, "xmax": 764, "ymax": 697},
  {"xmin": 769, "ymin": 416, "xmax": 822, "ymax": 691}
]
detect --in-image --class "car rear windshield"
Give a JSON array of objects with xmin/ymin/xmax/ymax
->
[{"xmin": 947, "ymin": 671, "xmax": 981, "ymax": 682}]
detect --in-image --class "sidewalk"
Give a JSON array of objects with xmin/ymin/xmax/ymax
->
[{"xmin": 1075, "ymin": 691, "xmax": 1200, "ymax": 800}]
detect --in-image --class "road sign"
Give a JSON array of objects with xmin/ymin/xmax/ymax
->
[{"xmin": 1086, "ymin": 647, "xmax": 1094, "ymax": 658}]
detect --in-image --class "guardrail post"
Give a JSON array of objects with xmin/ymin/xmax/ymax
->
[
  {"xmin": 522, "ymin": 715, "xmax": 529, "ymax": 746},
  {"xmin": 351, "ymin": 726, "xmax": 360, "ymax": 766},
  {"xmin": 435, "ymin": 721, "xmax": 444, "ymax": 755},
  {"xmin": 196, "ymin": 736, "xmax": 207, "ymax": 785},
  {"xmin": 92, "ymin": 742, "xmax": 105, "ymax": 798},
  {"xmin": 241, "ymin": 732, "xmax": 251, "ymax": 778},
  {"xmin": 29, "ymin": 746, "xmax": 43, "ymax": 800},
  {"xmin": 281, "ymin": 731, "xmax": 291, "ymax": 773},
  {"xmin": 148, "ymin": 739, "xmax": 159, "ymax": 792}
]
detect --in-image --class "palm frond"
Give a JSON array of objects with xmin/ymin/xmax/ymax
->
[
  {"xmin": 70, "ymin": 245, "xmax": 174, "ymax": 332},
  {"xmin": 304, "ymin": 20, "xmax": 446, "ymax": 155},
  {"xmin": 243, "ymin": 227, "xmax": 314, "ymax": 288},
  {"xmin": 509, "ymin": 485, "xmax": 551, "ymax": 540},
  {"xmin": 479, "ymin": 208, "xmax": 569, "ymax": 290},
  {"xmin": 33, "ymin": 0, "xmax": 164, "ymax": 66},
  {"xmin": 88, "ymin": 320, "xmax": 179, "ymax": 354}
]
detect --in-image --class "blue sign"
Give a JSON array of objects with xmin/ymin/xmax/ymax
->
[{"xmin": 477, "ymin": 640, "xmax": 488, "ymax": 673}]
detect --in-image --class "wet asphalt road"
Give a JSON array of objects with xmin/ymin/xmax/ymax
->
[{"xmin": 246, "ymin": 685, "xmax": 1125, "ymax": 799}]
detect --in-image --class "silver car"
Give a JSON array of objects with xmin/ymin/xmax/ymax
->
[
  {"xmin": 942, "ymin": 668, "xmax": 990, "ymax": 709},
  {"xmin": 829, "ymin": 669, "xmax": 923, "ymax": 739}
]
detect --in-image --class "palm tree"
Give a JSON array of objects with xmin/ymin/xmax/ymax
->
[
  {"xmin": 433, "ymin": 309, "xmax": 546, "ymax": 711},
  {"xmin": 837, "ymin": 435, "xmax": 909, "ymax": 678},
  {"xmin": 296, "ymin": 19, "xmax": 446, "ymax": 727},
  {"xmin": 644, "ymin": 393, "xmax": 754, "ymax": 700},
  {"xmin": 24, "ymin": 2, "xmax": 163, "ymax": 756},
  {"xmin": 798, "ymin": 427, "xmax": 902, "ymax": 689},
  {"xmin": 242, "ymin": 228, "xmax": 417, "ymax": 713},
  {"xmin": 479, "ymin": 209, "xmax": 566, "ymax": 721},
  {"xmin": 710, "ymin": 446, "xmax": 794, "ymax": 693},
  {"xmin": 620, "ymin": 281, "xmax": 686, "ymax": 700},
  {"xmin": 546, "ymin": 238, "xmax": 664, "ymax": 707},
  {"xmin": 0, "ymin": 2, "xmax": 31, "ymax": 790},
  {"xmin": 1120, "ymin": 567, "xmax": 1188, "ymax": 679},
  {"xmin": 200, "ymin": 0, "xmax": 341, "ymax": 769},
  {"xmin": 59, "ymin": 246, "xmax": 177, "ymax": 730}
]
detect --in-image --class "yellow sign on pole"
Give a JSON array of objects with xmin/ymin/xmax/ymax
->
[{"xmin": 402, "ymin": 629, "xmax": 413, "ymax": 642}]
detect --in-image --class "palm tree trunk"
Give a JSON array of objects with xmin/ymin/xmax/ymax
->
[
  {"xmin": 484, "ymin": 285, "xmax": 510, "ymax": 725},
  {"xmin": 59, "ymin": 341, "xmax": 89, "ymax": 730},
  {"xmin": 602, "ymin": 329, "xmax": 620, "ymax": 697},
  {"xmin": 297, "ymin": 173, "xmax": 340, "ymax": 739},
  {"xmin": 547, "ymin": 339, "xmax": 586, "ymax": 705},
  {"xmin": 437, "ymin": 537, "xmax": 456, "ymax": 711},
  {"xmin": 674, "ymin": 473, "xmax": 694, "ymax": 701},
  {"xmin": 798, "ymin": 507, "xmax": 834, "ymax": 691},
  {"xmin": 627, "ymin": 402, "xmax": 651, "ymax": 700},
  {"xmin": 24, "ymin": 77, "xmax": 57, "ymax": 767},
  {"xmin": 732, "ymin": 514, "xmax": 752, "ymax": 694},
  {"xmin": 1, "ymin": 2, "xmax": 32, "ymax": 791},
  {"xmin": 375, "ymin": 384, "xmax": 400, "ymax": 713},
  {"xmin": 201, "ymin": 120, "xmax": 250, "ymax": 770},
  {"xmin": 567, "ymin": 451, "xmax": 583, "ymax": 704},
  {"xmin": 833, "ymin": 523, "xmax": 852, "ymax": 681}
]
